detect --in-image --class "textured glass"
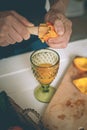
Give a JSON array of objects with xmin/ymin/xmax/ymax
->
[{"xmin": 30, "ymin": 49, "xmax": 60, "ymax": 103}]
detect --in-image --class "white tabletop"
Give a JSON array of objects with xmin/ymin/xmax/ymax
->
[{"xmin": 0, "ymin": 39, "xmax": 87, "ymax": 116}]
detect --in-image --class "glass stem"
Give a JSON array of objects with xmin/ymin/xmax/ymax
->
[{"xmin": 42, "ymin": 85, "xmax": 49, "ymax": 92}]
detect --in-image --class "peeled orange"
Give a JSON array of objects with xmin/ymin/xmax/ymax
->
[
  {"xmin": 39, "ymin": 22, "xmax": 58, "ymax": 43},
  {"xmin": 73, "ymin": 77, "xmax": 87, "ymax": 94},
  {"xmin": 73, "ymin": 57, "xmax": 87, "ymax": 71}
]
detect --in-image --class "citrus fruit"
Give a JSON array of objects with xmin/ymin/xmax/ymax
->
[
  {"xmin": 73, "ymin": 57, "xmax": 87, "ymax": 71},
  {"xmin": 73, "ymin": 77, "xmax": 87, "ymax": 94}
]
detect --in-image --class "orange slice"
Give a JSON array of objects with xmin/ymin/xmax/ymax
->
[
  {"xmin": 73, "ymin": 57, "xmax": 87, "ymax": 72},
  {"xmin": 73, "ymin": 77, "xmax": 87, "ymax": 94}
]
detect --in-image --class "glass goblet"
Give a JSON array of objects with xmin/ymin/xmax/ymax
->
[{"xmin": 30, "ymin": 49, "xmax": 60, "ymax": 103}]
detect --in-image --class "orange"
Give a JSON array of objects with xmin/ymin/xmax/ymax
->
[
  {"xmin": 73, "ymin": 57, "xmax": 87, "ymax": 71},
  {"xmin": 73, "ymin": 77, "xmax": 87, "ymax": 94},
  {"xmin": 39, "ymin": 22, "xmax": 58, "ymax": 43}
]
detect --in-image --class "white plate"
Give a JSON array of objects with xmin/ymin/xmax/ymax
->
[{"xmin": 0, "ymin": 39, "xmax": 87, "ymax": 115}]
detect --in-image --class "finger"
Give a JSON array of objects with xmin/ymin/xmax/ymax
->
[
  {"xmin": 47, "ymin": 21, "xmax": 71, "ymax": 45},
  {"xmin": 7, "ymin": 34, "xmax": 16, "ymax": 44},
  {"xmin": 48, "ymin": 18, "xmax": 72, "ymax": 45},
  {"xmin": 54, "ymin": 19, "xmax": 64, "ymax": 36},
  {"xmin": 8, "ymin": 26, "xmax": 23, "ymax": 42},
  {"xmin": 61, "ymin": 19, "xmax": 72, "ymax": 45},
  {"xmin": 0, "ymin": 43, "xmax": 9, "ymax": 47},
  {"xmin": 47, "ymin": 34, "xmax": 69, "ymax": 48},
  {"xmin": 0, "ymin": 14, "xmax": 30, "ymax": 41},
  {"xmin": 0, "ymin": 34, "xmax": 16, "ymax": 46},
  {"xmin": 0, "ymin": 24, "xmax": 23, "ymax": 45},
  {"xmin": 10, "ymin": 17, "xmax": 30, "ymax": 40},
  {"xmin": 0, "ymin": 40, "xmax": 10, "ymax": 46},
  {"xmin": 64, "ymin": 19, "xmax": 72, "ymax": 38},
  {"xmin": 0, "ymin": 33, "xmax": 9, "ymax": 46},
  {"xmin": 47, "ymin": 40, "xmax": 66, "ymax": 49},
  {"xmin": 11, "ymin": 11, "xmax": 34, "ymax": 27}
]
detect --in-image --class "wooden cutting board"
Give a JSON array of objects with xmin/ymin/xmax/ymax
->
[{"xmin": 42, "ymin": 57, "xmax": 87, "ymax": 130}]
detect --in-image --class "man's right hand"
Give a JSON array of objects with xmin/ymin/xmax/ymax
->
[{"xmin": 0, "ymin": 11, "xmax": 34, "ymax": 46}]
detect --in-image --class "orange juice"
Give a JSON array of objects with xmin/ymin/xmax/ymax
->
[{"xmin": 35, "ymin": 63, "xmax": 59, "ymax": 84}]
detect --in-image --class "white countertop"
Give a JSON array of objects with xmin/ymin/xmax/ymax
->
[{"xmin": 0, "ymin": 39, "xmax": 87, "ymax": 116}]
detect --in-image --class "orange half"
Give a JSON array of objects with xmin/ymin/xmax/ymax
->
[
  {"xmin": 73, "ymin": 57, "xmax": 87, "ymax": 72},
  {"xmin": 73, "ymin": 77, "xmax": 87, "ymax": 94}
]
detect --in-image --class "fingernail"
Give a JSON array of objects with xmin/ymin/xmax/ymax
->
[
  {"xmin": 58, "ymin": 31, "xmax": 64, "ymax": 35},
  {"xmin": 29, "ymin": 23, "xmax": 34, "ymax": 26}
]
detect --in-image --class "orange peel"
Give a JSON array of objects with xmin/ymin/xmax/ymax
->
[
  {"xmin": 39, "ymin": 22, "xmax": 58, "ymax": 43},
  {"xmin": 73, "ymin": 77, "xmax": 87, "ymax": 94},
  {"xmin": 73, "ymin": 57, "xmax": 87, "ymax": 72}
]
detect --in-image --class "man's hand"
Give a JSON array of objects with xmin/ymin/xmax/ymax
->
[
  {"xmin": 45, "ymin": 11, "xmax": 72, "ymax": 49},
  {"xmin": 0, "ymin": 11, "xmax": 34, "ymax": 46}
]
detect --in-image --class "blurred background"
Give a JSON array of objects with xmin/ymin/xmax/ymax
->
[{"xmin": 66, "ymin": 0, "xmax": 87, "ymax": 42}]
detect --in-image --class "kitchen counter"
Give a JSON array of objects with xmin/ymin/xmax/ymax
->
[{"xmin": 0, "ymin": 39, "xmax": 87, "ymax": 115}]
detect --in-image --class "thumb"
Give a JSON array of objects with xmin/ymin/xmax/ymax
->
[{"xmin": 54, "ymin": 19, "xmax": 64, "ymax": 36}]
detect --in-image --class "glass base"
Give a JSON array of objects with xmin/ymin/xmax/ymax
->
[{"xmin": 34, "ymin": 85, "xmax": 56, "ymax": 103}]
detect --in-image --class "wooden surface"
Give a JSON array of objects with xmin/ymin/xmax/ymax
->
[{"xmin": 42, "ymin": 57, "xmax": 87, "ymax": 130}]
